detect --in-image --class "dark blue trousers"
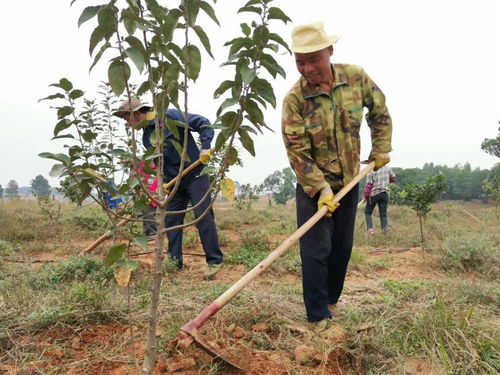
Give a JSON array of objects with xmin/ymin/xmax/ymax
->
[
  {"xmin": 364, "ymin": 192, "xmax": 389, "ymax": 230},
  {"xmin": 296, "ymin": 183, "xmax": 359, "ymax": 322}
]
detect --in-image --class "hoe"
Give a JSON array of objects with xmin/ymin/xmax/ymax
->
[{"xmin": 178, "ymin": 162, "xmax": 375, "ymax": 370}]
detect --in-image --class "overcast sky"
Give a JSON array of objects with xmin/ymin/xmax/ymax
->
[{"xmin": 1, "ymin": 0, "xmax": 499, "ymax": 188}]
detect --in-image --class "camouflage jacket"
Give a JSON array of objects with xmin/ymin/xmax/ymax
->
[{"xmin": 282, "ymin": 63, "xmax": 392, "ymax": 197}]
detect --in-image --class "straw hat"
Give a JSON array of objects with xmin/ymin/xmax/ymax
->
[
  {"xmin": 291, "ymin": 22, "xmax": 341, "ymax": 53},
  {"xmin": 113, "ymin": 97, "xmax": 151, "ymax": 118}
]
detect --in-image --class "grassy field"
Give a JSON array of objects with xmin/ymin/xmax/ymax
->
[{"xmin": 0, "ymin": 198, "xmax": 498, "ymax": 374}]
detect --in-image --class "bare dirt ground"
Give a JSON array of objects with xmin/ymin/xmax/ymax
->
[{"xmin": 1, "ymin": 237, "xmax": 447, "ymax": 375}]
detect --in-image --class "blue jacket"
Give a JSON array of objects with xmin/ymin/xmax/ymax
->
[{"xmin": 142, "ymin": 109, "xmax": 214, "ymax": 181}]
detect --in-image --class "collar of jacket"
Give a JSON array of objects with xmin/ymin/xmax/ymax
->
[{"xmin": 300, "ymin": 64, "xmax": 348, "ymax": 99}]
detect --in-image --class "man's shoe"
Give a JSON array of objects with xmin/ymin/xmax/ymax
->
[
  {"xmin": 310, "ymin": 318, "xmax": 332, "ymax": 332},
  {"xmin": 367, "ymin": 228, "xmax": 374, "ymax": 235},
  {"xmin": 328, "ymin": 304, "xmax": 345, "ymax": 319},
  {"xmin": 203, "ymin": 263, "xmax": 222, "ymax": 280}
]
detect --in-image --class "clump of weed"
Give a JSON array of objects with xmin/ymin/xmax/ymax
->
[
  {"xmin": 349, "ymin": 293, "xmax": 498, "ymax": 373},
  {"xmin": 0, "ymin": 240, "xmax": 14, "ymax": 257},
  {"xmin": 163, "ymin": 256, "xmax": 180, "ymax": 273},
  {"xmin": 30, "ymin": 256, "xmax": 113, "ymax": 288},
  {"xmin": 445, "ymin": 279, "xmax": 499, "ymax": 309},
  {"xmin": 349, "ymin": 248, "xmax": 368, "ymax": 270},
  {"xmin": 218, "ymin": 231, "xmax": 229, "ymax": 246},
  {"xmin": 272, "ymin": 243, "xmax": 301, "ymax": 273},
  {"xmin": 182, "ymin": 230, "xmax": 198, "ymax": 248},
  {"xmin": 381, "ymin": 279, "xmax": 433, "ymax": 302},
  {"xmin": 63, "ymin": 206, "xmax": 112, "ymax": 233},
  {"xmin": 438, "ymin": 234, "xmax": 499, "ymax": 277},
  {"xmin": 226, "ymin": 229, "xmax": 269, "ymax": 269}
]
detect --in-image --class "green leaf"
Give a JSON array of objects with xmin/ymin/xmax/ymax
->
[
  {"xmin": 89, "ymin": 25, "xmax": 106, "ymax": 55},
  {"xmin": 244, "ymin": 0, "xmax": 261, "ymax": 6},
  {"xmin": 126, "ymin": 0, "xmax": 139, "ymax": 11},
  {"xmin": 199, "ymin": 1, "xmax": 220, "ymax": 26},
  {"xmin": 243, "ymin": 98, "xmax": 264, "ymax": 125},
  {"xmin": 137, "ymin": 80, "xmax": 150, "ymax": 96},
  {"xmin": 89, "ymin": 41, "xmax": 110, "ymax": 72},
  {"xmin": 200, "ymin": 165, "xmax": 217, "ymax": 175},
  {"xmin": 162, "ymin": 9, "xmax": 181, "ymax": 41},
  {"xmin": 207, "ymin": 123, "xmax": 229, "ymax": 130},
  {"xmin": 168, "ymin": 80, "xmax": 179, "ymax": 108},
  {"xmin": 238, "ymin": 128, "xmax": 255, "ymax": 156},
  {"xmin": 193, "ymin": 25, "xmax": 213, "ymax": 59},
  {"xmin": 124, "ymin": 17, "xmax": 137, "ymax": 35},
  {"xmin": 227, "ymin": 146, "xmax": 238, "ymax": 166},
  {"xmin": 97, "ymin": 5, "xmax": 116, "ymax": 31},
  {"xmin": 143, "ymin": 152, "xmax": 162, "ymax": 161},
  {"xmin": 267, "ymin": 7, "xmax": 292, "ymax": 24},
  {"xmin": 125, "ymin": 47, "xmax": 145, "ymax": 72},
  {"xmin": 216, "ymin": 98, "xmax": 238, "ymax": 117},
  {"xmin": 69, "ymin": 89, "xmax": 84, "ymax": 100},
  {"xmin": 252, "ymin": 78, "xmax": 276, "ymax": 107},
  {"xmin": 104, "ymin": 244, "xmax": 126, "ymax": 267},
  {"xmin": 261, "ymin": 54, "xmax": 286, "ymax": 79},
  {"xmin": 38, "ymin": 152, "xmax": 71, "ymax": 166},
  {"xmin": 83, "ymin": 168, "xmax": 108, "ymax": 182},
  {"xmin": 240, "ymin": 65, "xmax": 256, "ymax": 84},
  {"xmin": 125, "ymin": 36, "xmax": 147, "ymax": 60},
  {"xmin": 226, "ymin": 37, "xmax": 252, "ymax": 56},
  {"xmin": 269, "ymin": 32, "xmax": 291, "ymax": 53},
  {"xmin": 220, "ymin": 111, "xmax": 238, "ymax": 130},
  {"xmin": 54, "ymin": 119, "xmax": 72, "ymax": 136},
  {"xmin": 266, "ymin": 43, "xmax": 279, "ymax": 53},
  {"xmin": 57, "ymin": 106, "xmax": 74, "ymax": 119},
  {"xmin": 164, "ymin": 63, "xmax": 180, "ymax": 81},
  {"xmin": 111, "ymin": 149, "xmax": 128, "ymax": 157},
  {"xmin": 108, "ymin": 60, "xmax": 131, "ymax": 96},
  {"xmin": 55, "ymin": 78, "xmax": 73, "ymax": 91},
  {"xmin": 38, "ymin": 93, "xmax": 65, "ymax": 102},
  {"xmin": 169, "ymin": 139, "xmax": 190, "ymax": 162},
  {"xmin": 49, "ymin": 164, "xmax": 66, "ymax": 178},
  {"xmin": 240, "ymin": 23, "xmax": 251, "ymax": 36},
  {"xmin": 213, "ymin": 80, "xmax": 234, "ymax": 99},
  {"xmin": 215, "ymin": 129, "xmax": 229, "ymax": 151},
  {"xmin": 78, "ymin": 5, "xmax": 102, "ymax": 28},
  {"xmin": 237, "ymin": 6, "xmax": 261, "ymax": 15},
  {"xmin": 184, "ymin": 44, "xmax": 201, "ymax": 81},
  {"xmin": 82, "ymin": 129, "xmax": 97, "ymax": 142},
  {"xmin": 132, "ymin": 233, "xmax": 148, "ymax": 250},
  {"xmin": 166, "ymin": 118, "xmax": 182, "ymax": 139},
  {"xmin": 98, "ymin": 180, "xmax": 117, "ymax": 195},
  {"xmin": 185, "ymin": 0, "xmax": 201, "ymax": 26},
  {"xmin": 52, "ymin": 134, "xmax": 75, "ymax": 140}
]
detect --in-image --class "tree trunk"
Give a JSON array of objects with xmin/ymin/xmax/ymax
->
[{"xmin": 141, "ymin": 206, "xmax": 166, "ymax": 374}]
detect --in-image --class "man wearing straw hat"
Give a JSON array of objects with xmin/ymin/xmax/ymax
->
[{"xmin": 282, "ymin": 22, "xmax": 392, "ymax": 330}]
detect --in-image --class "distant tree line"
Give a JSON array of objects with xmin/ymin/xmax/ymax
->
[{"xmin": 391, "ymin": 163, "xmax": 491, "ymax": 202}]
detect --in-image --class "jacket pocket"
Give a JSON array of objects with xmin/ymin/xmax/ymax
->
[
  {"xmin": 341, "ymin": 100, "xmax": 363, "ymax": 136},
  {"xmin": 284, "ymin": 124, "xmax": 306, "ymax": 148}
]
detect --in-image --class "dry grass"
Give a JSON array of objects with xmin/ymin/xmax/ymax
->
[{"xmin": 0, "ymin": 198, "xmax": 499, "ymax": 374}]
